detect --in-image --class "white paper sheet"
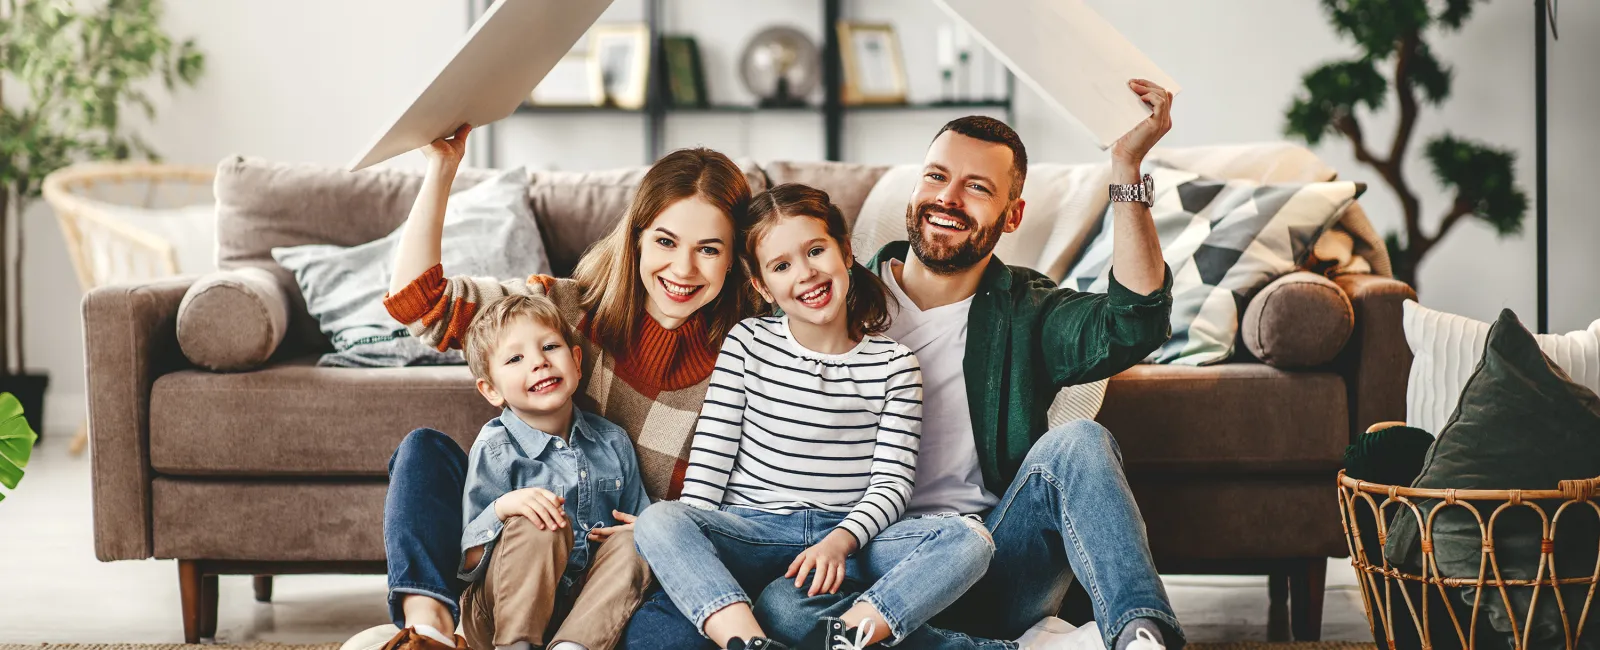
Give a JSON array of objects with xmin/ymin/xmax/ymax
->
[
  {"xmin": 934, "ymin": 0, "xmax": 1181, "ymax": 150},
  {"xmin": 348, "ymin": 0, "xmax": 615, "ymax": 171}
]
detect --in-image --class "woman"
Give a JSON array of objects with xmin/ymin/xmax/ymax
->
[{"xmin": 352, "ymin": 125, "xmax": 758, "ymax": 650}]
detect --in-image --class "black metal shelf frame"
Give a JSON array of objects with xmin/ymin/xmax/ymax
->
[{"xmin": 468, "ymin": 0, "xmax": 1017, "ymax": 166}]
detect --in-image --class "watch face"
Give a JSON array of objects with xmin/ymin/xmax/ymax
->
[{"xmin": 1143, "ymin": 174, "xmax": 1154, "ymax": 198}]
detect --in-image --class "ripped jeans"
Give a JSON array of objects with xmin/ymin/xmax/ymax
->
[{"xmin": 632, "ymin": 502, "xmax": 994, "ymax": 645}]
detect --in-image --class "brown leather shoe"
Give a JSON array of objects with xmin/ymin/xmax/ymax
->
[{"xmin": 375, "ymin": 626, "xmax": 468, "ymax": 650}]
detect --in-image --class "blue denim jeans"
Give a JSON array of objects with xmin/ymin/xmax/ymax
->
[
  {"xmin": 632, "ymin": 501, "xmax": 994, "ymax": 645},
  {"xmin": 385, "ymin": 428, "xmax": 470, "ymax": 628},
  {"xmin": 753, "ymin": 421, "xmax": 1185, "ymax": 650}
]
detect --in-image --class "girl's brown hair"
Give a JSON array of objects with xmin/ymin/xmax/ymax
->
[
  {"xmin": 743, "ymin": 183, "xmax": 892, "ymax": 340},
  {"xmin": 571, "ymin": 148, "xmax": 759, "ymax": 354}
]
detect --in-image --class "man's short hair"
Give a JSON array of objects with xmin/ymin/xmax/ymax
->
[
  {"xmin": 935, "ymin": 116, "xmax": 1028, "ymax": 201},
  {"xmin": 464, "ymin": 294, "xmax": 578, "ymax": 384}
]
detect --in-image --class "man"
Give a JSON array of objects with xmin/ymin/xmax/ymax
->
[
  {"xmin": 752, "ymin": 77, "xmax": 1180, "ymax": 650},
  {"xmin": 624, "ymin": 78, "xmax": 1180, "ymax": 650}
]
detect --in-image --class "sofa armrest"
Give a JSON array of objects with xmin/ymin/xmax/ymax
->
[
  {"xmin": 84, "ymin": 275, "xmax": 197, "ymax": 561},
  {"xmin": 1331, "ymin": 274, "xmax": 1416, "ymax": 440}
]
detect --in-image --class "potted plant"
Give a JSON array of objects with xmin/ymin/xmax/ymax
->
[
  {"xmin": 0, "ymin": 0, "xmax": 203, "ymax": 437},
  {"xmin": 1283, "ymin": 0, "xmax": 1528, "ymax": 290}
]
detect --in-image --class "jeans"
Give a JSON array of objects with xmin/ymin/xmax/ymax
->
[
  {"xmin": 753, "ymin": 420, "xmax": 1185, "ymax": 650},
  {"xmin": 622, "ymin": 584, "xmax": 717, "ymax": 650},
  {"xmin": 633, "ymin": 502, "xmax": 994, "ymax": 645},
  {"xmin": 385, "ymin": 428, "xmax": 470, "ymax": 628}
]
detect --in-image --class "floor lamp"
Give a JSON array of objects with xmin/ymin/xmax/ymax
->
[{"xmin": 1535, "ymin": 0, "xmax": 1557, "ymax": 333}]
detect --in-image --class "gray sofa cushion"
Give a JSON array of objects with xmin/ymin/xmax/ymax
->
[{"xmin": 271, "ymin": 167, "xmax": 546, "ymax": 367}]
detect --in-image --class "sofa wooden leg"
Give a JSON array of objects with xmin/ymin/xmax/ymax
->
[
  {"xmin": 254, "ymin": 575, "xmax": 273, "ymax": 603},
  {"xmin": 1267, "ymin": 570, "xmax": 1290, "ymax": 642},
  {"xmin": 200, "ymin": 573, "xmax": 220, "ymax": 638},
  {"xmin": 178, "ymin": 561, "xmax": 203, "ymax": 643},
  {"xmin": 1290, "ymin": 558, "xmax": 1327, "ymax": 641}
]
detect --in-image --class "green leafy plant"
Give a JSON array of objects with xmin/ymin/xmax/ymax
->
[
  {"xmin": 0, "ymin": 0, "xmax": 203, "ymax": 375},
  {"xmin": 1284, "ymin": 0, "xmax": 1527, "ymax": 289},
  {"xmin": 0, "ymin": 392, "xmax": 38, "ymax": 501}
]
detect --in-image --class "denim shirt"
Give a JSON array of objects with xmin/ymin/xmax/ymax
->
[{"xmin": 460, "ymin": 406, "xmax": 650, "ymax": 583}]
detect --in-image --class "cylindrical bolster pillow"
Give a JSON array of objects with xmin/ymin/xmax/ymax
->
[
  {"xmin": 177, "ymin": 267, "xmax": 290, "ymax": 371},
  {"xmin": 1241, "ymin": 271, "xmax": 1354, "ymax": 368}
]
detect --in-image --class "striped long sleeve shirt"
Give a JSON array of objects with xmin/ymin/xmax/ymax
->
[{"xmin": 679, "ymin": 316, "xmax": 924, "ymax": 547}]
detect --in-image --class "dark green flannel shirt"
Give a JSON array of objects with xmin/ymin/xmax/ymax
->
[{"xmin": 868, "ymin": 241, "xmax": 1174, "ymax": 492}]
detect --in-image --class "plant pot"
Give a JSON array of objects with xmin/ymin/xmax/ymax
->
[{"xmin": 0, "ymin": 372, "xmax": 49, "ymax": 443}]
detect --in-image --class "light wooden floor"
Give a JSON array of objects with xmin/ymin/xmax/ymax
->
[{"xmin": 0, "ymin": 433, "xmax": 1375, "ymax": 644}]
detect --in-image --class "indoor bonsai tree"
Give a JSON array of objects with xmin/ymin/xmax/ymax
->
[
  {"xmin": 1284, "ymin": 0, "xmax": 1527, "ymax": 289},
  {"xmin": 0, "ymin": 0, "xmax": 203, "ymax": 436}
]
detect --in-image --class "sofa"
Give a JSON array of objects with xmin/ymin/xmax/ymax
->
[{"xmin": 84, "ymin": 143, "xmax": 1414, "ymax": 643}]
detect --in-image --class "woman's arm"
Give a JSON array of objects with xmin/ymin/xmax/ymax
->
[{"xmin": 389, "ymin": 125, "xmax": 470, "ymax": 296}]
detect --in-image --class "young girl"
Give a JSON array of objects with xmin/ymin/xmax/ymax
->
[{"xmin": 633, "ymin": 184, "xmax": 995, "ymax": 650}]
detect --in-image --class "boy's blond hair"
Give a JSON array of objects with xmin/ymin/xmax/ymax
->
[{"xmin": 464, "ymin": 294, "xmax": 578, "ymax": 384}]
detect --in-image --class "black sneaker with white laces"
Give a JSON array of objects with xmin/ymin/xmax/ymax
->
[
  {"xmin": 727, "ymin": 637, "xmax": 791, "ymax": 650},
  {"xmin": 798, "ymin": 617, "xmax": 877, "ymax": 650}
]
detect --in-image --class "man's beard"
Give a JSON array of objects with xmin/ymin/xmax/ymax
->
[{"xmin": 905, "ymin": 201, "xmax": 1003, "ymax": 275}]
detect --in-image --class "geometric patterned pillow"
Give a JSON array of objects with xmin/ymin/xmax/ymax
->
[{"xmin": 1064, "ymin": 166, "xmax": 1361, "ymax": 365}]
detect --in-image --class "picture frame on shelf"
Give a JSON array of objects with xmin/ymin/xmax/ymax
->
[
  {"xmin": 530, "ymin": 53, "xmax": 600, "ymax": 107},
  {"xmin": 661, "ymin": 35, "xmax": 708, "ymax": 108},
  {"xmin": 837, "ymin": 22, "xmax": 908, "ymax": 105},
  {"xmin": 589, "ymin": 24, "xmax": 651, "ymax": 109}
]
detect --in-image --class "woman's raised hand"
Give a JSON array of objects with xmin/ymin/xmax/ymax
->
[{"xmin": 421, "ymin": 124, "xmax": 471, "ymax": 169}]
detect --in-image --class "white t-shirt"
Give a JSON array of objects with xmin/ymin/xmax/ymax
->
[{"xmin": 882, "ymin": 261, "xmax": 1000, "ymax": 516}]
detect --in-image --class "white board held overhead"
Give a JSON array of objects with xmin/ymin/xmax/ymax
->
[
  {"xmin": 348, "ymin": 0, "xmax": 615, "ymax": 171},
  {"xmin": 933, "ymin": 0, "xmax": 1180, "ymax": 150}
]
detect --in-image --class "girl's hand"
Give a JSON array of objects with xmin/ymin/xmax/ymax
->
[
  {"xmin": 421, "ymin": 124, "xmax": 471, "ymax": 169},
  {"xmin": 587, "ymin": 510, "xmax": 637, "ymax": 543},
  {"xmin": 493, "ymin": 487, "xmax": 567, "ymax": 530},
  {"xmin": 785, "ymin": 529, "xmax": 858, "ymax": 596}
]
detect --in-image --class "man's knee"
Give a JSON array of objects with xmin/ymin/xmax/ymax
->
[{"xmin": 1031, "ymin": 419, "xmax": 1121, "ymax": 468}]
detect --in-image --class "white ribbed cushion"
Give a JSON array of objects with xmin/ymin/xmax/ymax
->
[{"xmin": 1403, "ymin": 300, "xmax": 1600, "ymax": 434}]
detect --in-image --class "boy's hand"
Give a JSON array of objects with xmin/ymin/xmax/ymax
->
[
  {"xmin": 587, "ymin": 510, "xmax": 636, "ymax": 543},
  {"xmin": 421, "ymin": 124, "xmax": 470, "ymax": 170},
  {"xmin": 785, "ymin": 529, "xmax": 858, "ymax": 596},
  {"xmin": 494, "ymin": 487, "xmax": 567, "ymax": 530}
]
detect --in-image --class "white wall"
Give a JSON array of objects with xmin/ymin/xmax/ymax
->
[{"xmin": 24, "ymin": 0, "xmax": 1599, "ymax": 435}]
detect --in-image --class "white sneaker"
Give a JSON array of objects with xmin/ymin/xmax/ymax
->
[
  {"xmin": 1124, "ymin": 627, "xmax": 1165, "ymax": 650},
  {"xmin": 341, "ymin": 624, "xmax": 401, "ymax": 650},
  {"xmin": 1014, "ymin": 617, "xmax": 1102, "ymax": 650}
]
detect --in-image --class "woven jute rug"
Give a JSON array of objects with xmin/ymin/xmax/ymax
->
[{"xmin": 0, "ymin": 643, "xmax": 1379, "ymax": 650}]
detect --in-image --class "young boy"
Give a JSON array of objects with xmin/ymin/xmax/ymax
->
[{"xmin": 457, "ymin": 294, "xmax": 651, "ymax": 650}]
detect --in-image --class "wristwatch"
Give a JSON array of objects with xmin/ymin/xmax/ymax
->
[{"xmin": 1109, "ymin": 173, "xmax": 1155, "ymax": 207}]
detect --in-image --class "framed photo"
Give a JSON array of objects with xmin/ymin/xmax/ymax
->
[
  {"xmin": 661, "ymin": 35, "xmax": 708, "ymax": 108},
  {"xmin": 530, "ymin": 53, "xmax": 600, "ymax": 107},
  {"xmin": 589, "ymin": 24, "xmax": 651, "ymax": 109},
  {"xmin": 836, "ymin": 22, "xmax": 907, "ymax": 105}
]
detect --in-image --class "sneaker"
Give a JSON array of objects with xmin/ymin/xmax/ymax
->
[
  {"xmin": 798, "ymin": 617, "xmax": 877, "ymax": 650},
  {"xmin": 727, "ymin": 637, "xmax": 791, "ymax": 650},
  {"xmin": 341, "ymin": 625, "xmax": 400, "ymax": 650},
  {"xmin": 1123, "ymin": 627, "xmax": 1165, "ymax": 650},
  {"xmin": 1014, "ymin": 617, "xmax": 1101, "ymax": 650}
]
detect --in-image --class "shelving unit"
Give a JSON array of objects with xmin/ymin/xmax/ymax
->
[{"xmin": 467, "ymin": 0, "xmax": 1016, "ymax": 167}]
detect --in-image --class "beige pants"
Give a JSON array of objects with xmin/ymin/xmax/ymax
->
[{"xmin": 461, "ymin": 517, "xmax": 651, "ymax": 650}]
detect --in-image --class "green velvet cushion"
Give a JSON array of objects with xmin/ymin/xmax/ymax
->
[
  {"xmin": 1344, "ymin": 425, "xmax": 1434, "ymax": 486},
  {"xmin": 1384, "ymin": 309, "xmax": 1600, "ymax": 648}
]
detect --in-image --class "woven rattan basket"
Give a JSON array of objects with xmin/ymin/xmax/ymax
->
[{"xmin": 1339, "ymin": 469, "xmax": 1600, "ymax": 649}]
